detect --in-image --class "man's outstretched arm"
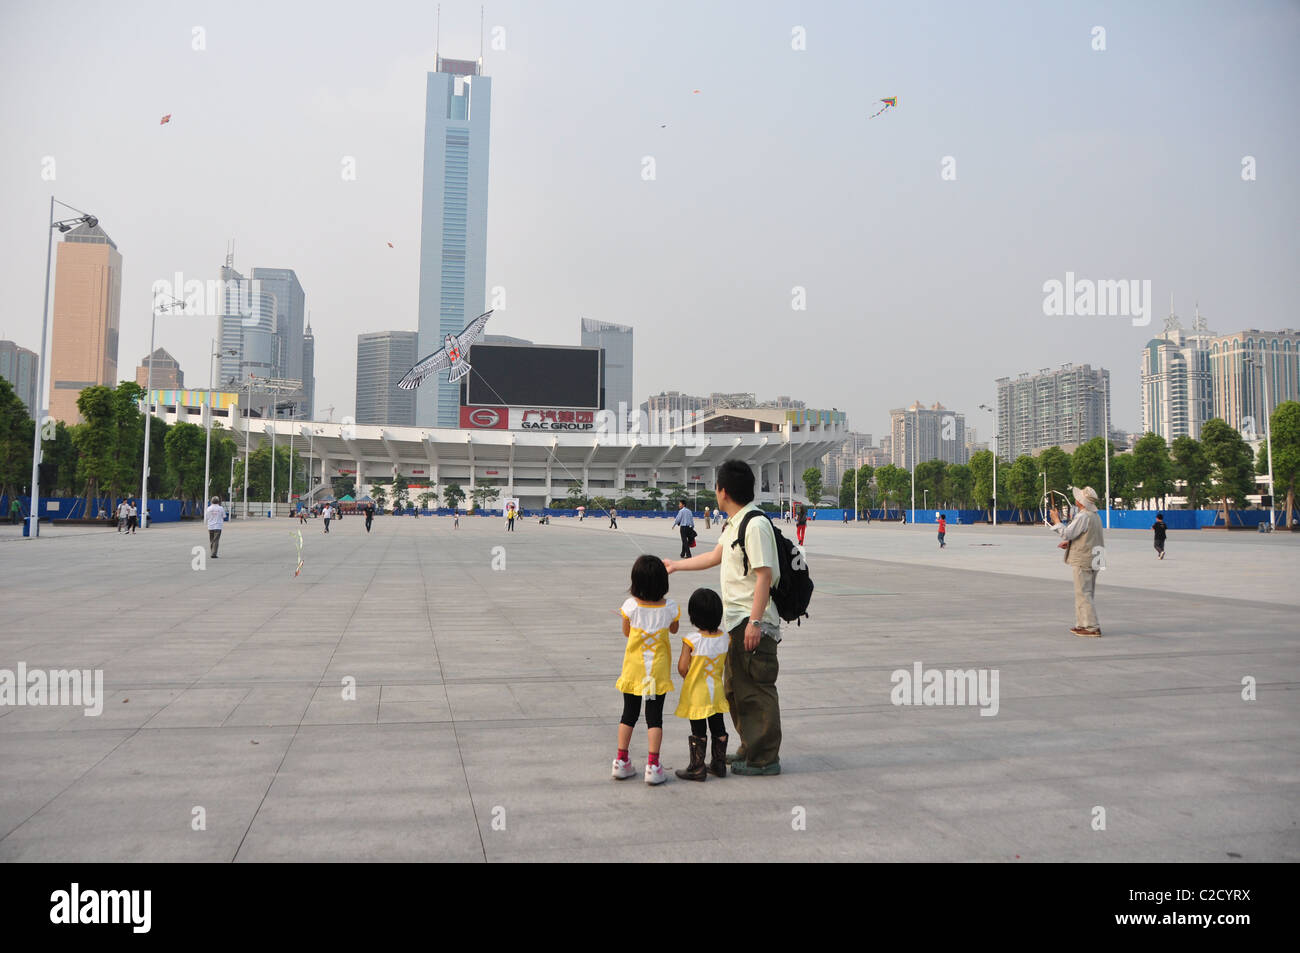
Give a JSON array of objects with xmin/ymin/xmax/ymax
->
[{"xmin": 665, "ymin": 543, "xmax": 723, "ymax": 573}]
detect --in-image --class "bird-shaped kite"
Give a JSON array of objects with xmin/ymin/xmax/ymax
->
[
  {"xmin": 869, "ymin": 97, "xmax": 897, "ymax": 119},
  {"xmin": 397, "ymin": 309, "xmax": 494, "ymax": 390},
  {"xmin": 387, "ymin": 242, "xmax": 394, "ymax": 248},
  {"xmin": 292, "ymin": 529, "xmax": 304, "ymax": 576},
  {"xmin": 160, "ymin": 114, "xmax": 172, "ymax": 125}
]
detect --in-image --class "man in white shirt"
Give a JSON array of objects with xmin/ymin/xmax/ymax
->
[
  {"xmin": 664, "ymin": 460, "xmax": 783, "ymax": 776},
  {"xmin": 205, "ymin": 496, "xmax": 225, "ymax": 558},
  {"xmin": 116, "ymin": 499, "xmax": 129, "ymax": 533}
]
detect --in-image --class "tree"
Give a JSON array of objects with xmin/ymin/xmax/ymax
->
[
  {"xmin": 801, "ymin": 467, "xmax": 824, "ymax": 506},
  {"xmin": 1108, "ymin": 453, "xmax": 1136, "ymax": 509},
  {"xmin": 163, "ymin": 421, "xmax": 206, "ymax": 501},
  {"xmin": 591, "ymin": 495, "xmax": 614, "ymax": 513},
  {"xmin": 914, "ymin": 459, "xmax": 947, "ymax": 510},
  {"xmin": 1130, "ymin": 432, "xmax": 1174, "ymax": 507},
  {"xmin": 616, "ymin": 495, "xmax": 638, "ymax": 511},
  {"xmin": 1201, "ymin": 418, "xmax": 1255, "ymax": 522},
  {"xmin": 564, "ymin": 482, "xmax": 587, "ymax": 509},
  {"xmin": 443, "ymin": 483, "xmax": 466, "ymax": 509},
  {"xmin": 371, "ymin": 486, "xmax": 388, "ymax": 511},
  {"xmin": 417, "ymin": 492, "xmax": 434, "ymax": 511},
  {"xmin": 1265, "ymin": 401, "xmax": 1300, "ymax": 527},
  {"xmin": 333, "ymin": 475, "xmax": 357, "ymax": 498},
  {"xmin": 1171, "ymin": 435, "xmax": 1210, "ymax": 509},
  {"xmin": 645, "ymin": 485, "xmax": 664, "ymax": 510},
  {"xmin": 1006, "ymin": 455, "xmax": 1040, "ymax": 521},
  {"xmin": 944, "ymin": 463, "xmax": 974, "ymax": 509},
  {"xmin": 471, "ymin": 480, "xmax": 500, "ymax": 510},
  {"xmin": 661, "ymin": 483, "xmax": 687, "ymax": 505},
  {"xmin": 1070, "ymin": 437, "xmax": 1111, "ymax": 495},
  {"xmin": 392, "ymin": 474, "xmax": 410, "ymax": 512},
  {"xmin": 856, "ymin": 464, "xmax": 875, "ymax": 514},
  {"xmin": 1037, "ymin": 446, "xmax": 1072, "ymax": 501},
  {"xmin": 0, "ymin": 377, "xmax": 34, "ymax": 498},
  {"xmin": 839, "ymin": 471, "xmax": 855, "ymax": 508},
  {"xmin": 968, "ymin": 449, "xmax": 1005, "ymax": 517},
  {"xmin": 233, "ymin": 443, "xmax": 297, "ymax": 502}
]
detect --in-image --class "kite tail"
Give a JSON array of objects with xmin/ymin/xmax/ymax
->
[{"xmin": 449, "ymin": 361, "xmax": 472, "ymax": 383}]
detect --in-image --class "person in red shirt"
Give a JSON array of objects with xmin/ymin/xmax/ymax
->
[{"xmin": 937, "ymin": 514, "xmax": 947, "ymax": 549}]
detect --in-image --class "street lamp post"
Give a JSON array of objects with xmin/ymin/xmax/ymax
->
[
  {"xmin": 203, "ymin": 343, "xmax": 237, "ymax": 504},
  {"xmin": 979, "ymin": 404, "xmax": 998, "ymax": 527},
  {"xmin": 140, "ymin": 293, "xmax": 185, "ymax": 531},
  {"xmin": 910, "ymin": 408, "xmax": 917, "ymax": 525},
  {"xmin": 28, "ymin": 199, "xmax": 98, "ymax": 539}
]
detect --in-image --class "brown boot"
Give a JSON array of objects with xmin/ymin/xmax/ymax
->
[
  {"xmin": 675, "ymin": 735, "xmax": 708, "ymax": 782},
  {"xmin": 709, "ymin": 734, "xmax": 728, "ymax": 778}
]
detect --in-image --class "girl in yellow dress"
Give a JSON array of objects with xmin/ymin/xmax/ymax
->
[
  {"xmin": 613, "ymin": 555, "xmax": 679, "ymax": 785},
  {"xmin": 673, "ymin": 588, "xmax": 730, "ymax": 781}
]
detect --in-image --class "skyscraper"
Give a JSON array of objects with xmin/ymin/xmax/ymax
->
[
  {"xmin": 302, "ymin": 320, "xmax": 315, "ymax": 419},
  {"xmin": 996, "ymin": 364, "xmax": 1109, "ymax": 460},
  {"xmin": 252, "ymin": 267, "xmax": 306, "ymax": 385},
  {"xmin": 0, "ymin": 340, "xmax": 39, "ymax": 415},
  {"xmin": 416, "ymin": 53, "xmax": 492, "ymax": 428},
  {"xmin": 1140, "ymin": 303, "xmax": 1215, "ymax": 442},
  {"xmin": 581, "ymin": 319, "xmax": 633, "ymax": 416},
  {"xmin": 216, "ymin": 253, "xmax": 276, "ymax": 396},
  {"xmin": 356, "ymin": 331, "xmax": 418, "ymax": 426},
  {"xmin": 48, "ymin": 222, "xmax": 122, "ymax": 424}
]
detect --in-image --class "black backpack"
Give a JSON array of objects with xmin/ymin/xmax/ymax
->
[{"xmin": 732, "ymin": 510, "xmax": 814, "ymax": 626}]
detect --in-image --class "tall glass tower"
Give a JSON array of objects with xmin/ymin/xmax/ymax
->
[{"xmin": 416, "ymin": 54, "xmax": 492, "ymax": 427}]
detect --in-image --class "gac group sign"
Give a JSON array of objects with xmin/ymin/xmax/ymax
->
[{"xmin": 460, "ymin": 406, "xmax": 597, "ymax": 432}]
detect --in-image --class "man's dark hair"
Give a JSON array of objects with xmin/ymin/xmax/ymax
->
[
  {"xmin": 716, "ymin": 459, "xmax": 755, "ymax": 505},
  {"xmin": 1156, "ymin": 513, "xmax": 1164, "ymax": 519},
  {"xmin": 687, "ymin": 588, "xmax": 723, "ymax": 632},
  {"xmin": 629, "ymin": 554, "xmax": 670, "ymax": 602}
]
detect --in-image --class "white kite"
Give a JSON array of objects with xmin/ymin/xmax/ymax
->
[{"xmin": 397, "ymin": 310, "xmax": 494, "ymax": 390}]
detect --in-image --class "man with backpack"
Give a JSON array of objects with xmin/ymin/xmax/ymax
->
[{"xmin": 665, "ymin": 460, "xmax": 802, "ymax": 776}]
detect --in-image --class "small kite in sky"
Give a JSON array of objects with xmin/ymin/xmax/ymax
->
[
  {"xmin": 869, "ymin": 97, "xmax": 897, "ymax": 119},
  {"xmin": 292, "ymin": 530, "xmax": 304, "ymax": 576},
  {"xmin": 387, "ymin": 242, "xmax": 394, "ymax": 248},
  {"xmin": 692, "ymin": 89, "xmax": 701, "ymax": 94},
  {"xmin": 160, "ymin": 114, "xmax": 172, "ymax": 125},
  {"xmin": 398, "ymin": 309, "xmax": 494, "ymax": 390}
]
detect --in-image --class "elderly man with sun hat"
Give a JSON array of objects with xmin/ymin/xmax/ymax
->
[{"xmin": 1048, "ymin": 486, "xmax": 1105, "ymax": 637}]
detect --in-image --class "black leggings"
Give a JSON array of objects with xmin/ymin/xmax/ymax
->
[
  {"xmin": 620, "ymin": 693, "xmax": 665, "ymax": 729},
  {"xmin": 690, "ymin": 713, "xmax": 727, "ymax": 738}
]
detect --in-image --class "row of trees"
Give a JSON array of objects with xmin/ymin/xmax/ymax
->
[
  {"xmin": 367, "ymin": 479, "xmax": 500, "ymax": 512},
  {"xmin": 834, "ymin": 407, "xmax": 1300, "ymax": 526},
  {"xmin": 0, "ymin": 377, "xmax": 325, "ymax": 512}
]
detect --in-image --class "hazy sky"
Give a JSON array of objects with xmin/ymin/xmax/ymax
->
[{"xmin": 2, "ymin": 0, "xmax": 1297, "ymax": 442}]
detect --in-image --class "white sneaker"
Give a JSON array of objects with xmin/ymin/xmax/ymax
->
[
  {"xmin": 612, "ymin": 758, "xmax": 636, "ymax": 780},
  {"xmin": 644, "ymin": 763, "xmax": 666, "ymax": 786}
]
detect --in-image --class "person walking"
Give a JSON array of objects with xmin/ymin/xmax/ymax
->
[
  {"xmin": 1049, "ymin": 486, "xmax": 1105, "ymax": 637},
  {"xmin": 205, "ymin": 495, "xmax": 225, "ymax": 558},
  {"xmin": 8, "ymin": 497, "xmax": 20, "ymax": 525},
  {"xmin": 795, "ymin": 503, "xmax": 808, "ymax": 546},
  {"xmin": 1152, "ymin": 513, "xmax": 1167, "ymax": 560},
  {"xmin": 322, "ymin": 502, "xmax": 333, "ymax": 533},
  {"xmin": 116, "ymin": 498, "xmax": 129, "ymax": 532},
  {"xmin": 937, "ymin": 514, "xmax": 947, "ymax": 548},
  {"xmin": 364, "ymin": 502, "xmax": 374, "ymax": 533},
  {"xmin": 672, "ymin": 500, "xmax": 695, "ymax": 558},
  {"xmin": 127, "ymin": 500, "xmax": 138, "ymax": 534},
  {"xmin": 453, "ymin": 506, "xmax": 460, "ymax": 529},
  {"xmin": 506, "ymin": 504, "xmax": 516, "ymax": 532},
  {"xmin": 609, "ymin": 507, "xmax": 618, "ymax": 529},
  {"xmin": 703, "ymin": 507, "xmax": 711, "ymax": 530},
  {"xmin": 665, "ymin": 459, "xmax": 782, "ymax": 776}
]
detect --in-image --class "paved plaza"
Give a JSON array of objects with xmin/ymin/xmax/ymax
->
[{"xmin": 0, "ymin": 512, "xmax": 1297, "ymax": 862}]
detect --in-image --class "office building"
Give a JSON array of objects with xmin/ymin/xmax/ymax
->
[
  {"xmin": 0, "ymin": 340, "xmax": 39, "ymax": 416},
  {"xmin": 48, "ymin": 222, "xmax": 122, "ymax": 424},
  {"xmin": 416, "ymin": 53, "xmax": 492, "ymax": 428},
  {"xmin": 356, "ymin": 331, "xmax": 419, "ymax": 426},
  {"xmin": 580, "ymin": 319, "xmax": 633, "ymax": 417},
  {"xmin": 995, "ymin": 365, "xmax": 1109, "ymax": 460},
  {"xmin": 216, "ymin": 253, "xmax": 277, "ymax": 395},
  {"xmin": 135, "ymin": 348, "xmax": 184, "ymax": 389},
  {"xmin": 252, "ymin": 267, "xmax": 306, "ymax": 385}
]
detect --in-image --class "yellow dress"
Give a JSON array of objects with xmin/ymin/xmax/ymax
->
[
  {"xmin": 675, "ymin": 630, "xmax": 730, "ymax": 719},
  {"xmin": 614, "ymin": 597, "xmax": 678, "ymax": 697}
]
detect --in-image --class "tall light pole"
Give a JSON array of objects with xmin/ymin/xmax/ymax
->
[
  {"xmin": 28, "ymin": 199, "xmax": 98, "ymax": 539},
  {"xmin": 1245, "ymin": 355, "xmax": 1276, "ymax": 528},
  {"xmin": 979, "ymin": 403, "xmax": 998, "ymax": 527},
  {"xmin": 203, "ymin": 343, "xmax": 237, "ymax": 503},
  {"xmin": 139, "ymin": 293, "xmax": 184, "ymax": 530},
  {"xmin": 230, "ymin": 375, "xmax": 257, "ymax": 518},
  {"xmin": 910, "ymin": 407, "xmax": 917, "ymax": 524}
]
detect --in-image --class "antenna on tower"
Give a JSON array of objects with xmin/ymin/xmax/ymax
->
[
  {"xmin": 1163, "ymin": 291, "xmax": 1181, "ymax": 334},
  {"xmin": 479, "ymin": 5, "xmax": 485, "ymax": 68},
  {"xmin": 225, "ymin": 239, "xmax": 234, "ymax": 270},
  {"xmin": 435, "ymin": 4, "xmax": 441, "ymax": 70}
]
